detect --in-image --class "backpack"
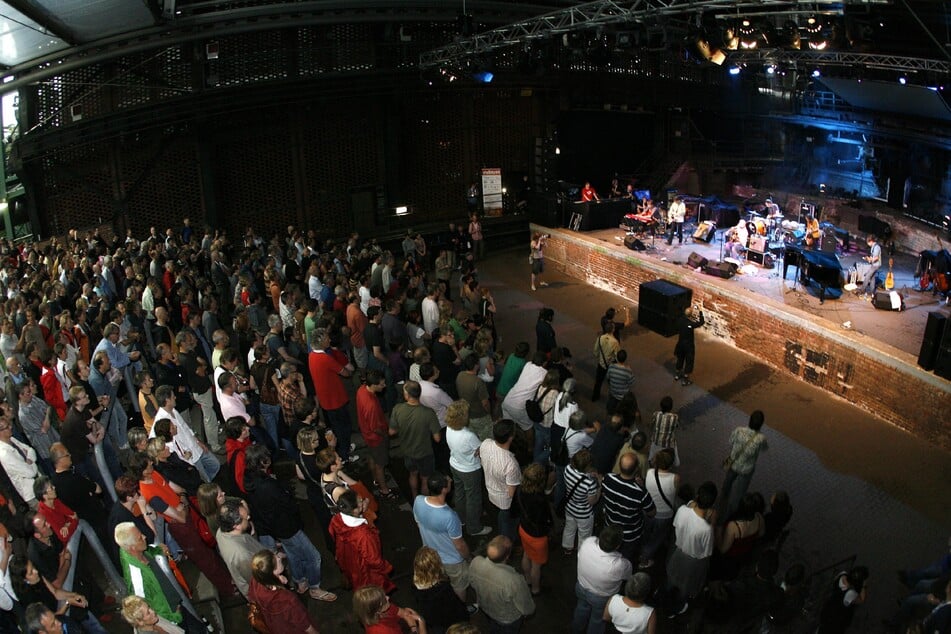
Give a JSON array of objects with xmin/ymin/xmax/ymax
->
[{"xmin": 525, "ymin": 387, "xmax": 554, "ymax": 423}]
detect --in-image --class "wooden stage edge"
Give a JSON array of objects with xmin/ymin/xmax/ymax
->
[{"xmin": 535, "ymin": 224, "xmax": 951, "ymax": 451}]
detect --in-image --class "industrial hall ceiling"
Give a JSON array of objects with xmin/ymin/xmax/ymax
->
[{"xmin": 0, "ymin": 0, "xmax": 948, "ymax": 92}]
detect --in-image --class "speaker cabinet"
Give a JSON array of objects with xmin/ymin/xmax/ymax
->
[
  {"xmin": 918, "ymin": 312, "xmax": 947, "ymax": 371},
  {"xmin": 932, "ymin": 313, "xmax": 951, "ymax": 379},
  {"xmin": 687, "ymin": 252, "xmax": 708, "ymax": 269},
  {"xmin": 704, "ymin": 261, "xmax": 737, "ymax": 279},
  {"xmin": 638, "ymin": 280, "xmax": 692, "ymax": 337}
]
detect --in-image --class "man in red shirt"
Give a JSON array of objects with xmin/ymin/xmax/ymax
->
[
  {"xmin": 346, "ymin": 293, "xmax": 369, "ymax": 372},
  {"xmin": 309, "ymin": 327, "xmax": 358, "ymax": 462},
  {"xmin": 581, "ymin": 182, "xmax": 600, "ymax": 203},
  {"xmin": 355, "ymin": 369, "xmax": 396, "ymax": 499}
]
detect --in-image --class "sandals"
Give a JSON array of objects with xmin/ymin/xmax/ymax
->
[{"xmin": 309, "ymin": 588, "xmax": 338, "ymax": 602}]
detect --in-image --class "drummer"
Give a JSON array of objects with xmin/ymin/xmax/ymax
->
[{"xmin": 765, "ymin": 197, "xmax": 781, "ymax": 217}]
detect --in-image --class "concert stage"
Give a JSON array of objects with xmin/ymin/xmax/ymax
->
[{"xmin": 534, "ymin": 223, "xmax": 951, "ymax": 449}]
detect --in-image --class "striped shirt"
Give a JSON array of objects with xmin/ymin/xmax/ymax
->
[
  {"xmin": 605, "ymin": 363, "xmax": 635, "ymax": 400},
  {"xmin": 601, "ymin": 473, "xmax": 656, "ymax": 544},
  {"xmin": 651, "ymin": 411, "xmax": 680, "ymax": 448},
  {"xmin": 563, "ymin": 465, "xmax": 599, "ymax": 520}
]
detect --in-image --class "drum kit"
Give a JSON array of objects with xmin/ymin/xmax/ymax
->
[{"xmin": 745, "ymin": 203, "xmax": 788, "ymax": 244}]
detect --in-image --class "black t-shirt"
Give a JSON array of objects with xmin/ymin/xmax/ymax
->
[
  {"xmin": 180, "ymin": 350, "xmax": 212, "ymax": 393},
  {"xmin": 61, "ymin": 406, "xmax": 94, "ymax": 459},
  {"xmin": 154, "ymin": 455, "xmax": 202, "ymax": 496},
  {"xmin": 50, "ymin": 470, "xmax": 105, "ymax": 525},
  {"xmin": 590, "ymin": 424, "xmax": 628, "ymax": 476},
  {"xmin": 107, "ymin": 502, "xmax": 155, "ymax": 559},
  {"xmin": 28, "ymin": 536, "xmax": 63, "ymax": 582},
  {"xmin": 364, "ymin": 322, "xmax": 384, "ymax": 355}
]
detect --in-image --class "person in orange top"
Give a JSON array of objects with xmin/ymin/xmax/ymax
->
[{"xmin": 346, "ymin": 293, "xmax": 369, "ymax": 371}]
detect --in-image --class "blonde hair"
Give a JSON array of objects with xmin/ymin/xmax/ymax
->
[
  {"xmin": 353, "ymin": 585, "xmax": 389, "ymax": 626},
  {"xmin": 413, "ymin": 546, "xmax": 447, "ymax": 590},
  {"xmin": 296, "ymin": 426, "xmax": 320, "ymax": 452},
  {"xmin": 120, "ymin": 595, "xmax": 149, "ymax": 627},
  {"xmin": 145, "ymin": 437, "xmax": 166, "ymax": 459},
  {"xmin": 445, "ymin": 400, "xmax": 470, "ymax": 431}
]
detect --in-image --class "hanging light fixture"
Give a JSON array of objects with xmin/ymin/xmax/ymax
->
[{"xmin": 738, "ymin": 19, "xmax": 759, "ymax": 49}]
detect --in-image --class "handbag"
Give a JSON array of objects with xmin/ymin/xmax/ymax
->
[
  {"xmin": 722, "ymin": 432, "xmax": 759, "ymax": 472},
  {"xmin": 552, "ymin": 429, "xmax": 580, "ymax": 467},
  {"xmin": 248, "ymin": 602, "xmax": 270, "ymax": 633}
]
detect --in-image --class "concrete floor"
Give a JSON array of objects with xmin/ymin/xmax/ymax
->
[{"xmin": 106, "ymin": 245, "xmax": 951, "ymax": 633}]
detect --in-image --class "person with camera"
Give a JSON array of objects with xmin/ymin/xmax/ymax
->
[{"xmin": 530, "ymin": 233, "xmax": 549, "ymax": 292}]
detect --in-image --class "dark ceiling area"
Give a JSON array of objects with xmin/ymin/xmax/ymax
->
[{"xmin": 0, "ymin": 0, "xmax": 948, "ymax": 80}]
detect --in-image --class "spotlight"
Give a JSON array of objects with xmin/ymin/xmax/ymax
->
[
  {"xmin": 765, "ymin": 64, "xmax": 776, "ymax": 75},
  {"xmin": 898, "ymin": 76, "xmax": 907, "ymax": 85},
  {"xmin": 473, "ymin": 71, "xmax": 494, "ymax": 84},
  {"xmin": 738, "ymin": 19, "xmax": 759, "ymax": 49},
  {"xmin": 812, "ymin": 69, "xmax": 821, "ymax": 77},
  {"xmin": 554, "ymin": 147, "xmax": 561, "ymax": 155},
  {"xmin": 806, "ymin": 16, "xmax": 829, "ymax": 50},
  {"xmin": 729, "ymin": 66, "xmax": 741, "ymax": 76}
]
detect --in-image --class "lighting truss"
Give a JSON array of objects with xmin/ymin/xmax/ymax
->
[
  {"xmin": 726, "ymin": 49, "xmax": 951, "ymax": 74},
  {"xmin": 419, "ymin": 0, "xmax": 858, "ymax": 69}
]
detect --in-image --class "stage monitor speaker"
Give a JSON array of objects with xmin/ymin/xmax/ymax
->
[
  {"xmin": 933, "ymin": 314, "xmax": 951, "ymax": 379},
  {"xmin": 624, "ymin": 235, "xmax": 646, "ymax": 251},
  {"xmin": 820, "ymin": 227, "xmax": 837, "ymax": 253},
  {"xmin": 693, "ymin": 222, "xmax": 715, "ymax": 243},
  {"xmin": 638, "ymin": 280, "xmax": 692, "ymax": 337},
  {"xmin": 704, "ymin": 261, "xmax": 737, "ymax": 279},
  {"xmin": 749, "ymin": 235, "xmax": 767, "ymax": 253},
  {"xmin": 687, "ymin": 252, "xmax": 708, "ymax": 269},
  {"xmin": 918, "ymin": 311, "xmax": 947, "ymax": 371}
]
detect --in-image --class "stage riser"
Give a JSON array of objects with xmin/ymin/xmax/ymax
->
[{"xmin": 536, "ymin": 224, "xmax": 951, "ymax": 451}]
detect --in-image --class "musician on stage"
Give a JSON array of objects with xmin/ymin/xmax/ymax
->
[
  {"xmin": 666, "ymin": 196, "xmax": 686, "ymax": 245},
  {"xmin": 859, "ymin": 234, "xmax": 882, "ymax": 299},
  {"xmin": 609, "ymin": 178, "xmax": 622, "ymax": 198},
  {"xmin": 725, "ymin": 219, "xmax": 748, "ymax": 260},
  {"xmin": 804, "ymin": 214, "xmax": 821, "ymax": 249},
  {"xmin": 581, "ymin": 182, "xmax": 600, "ymax": 203}
]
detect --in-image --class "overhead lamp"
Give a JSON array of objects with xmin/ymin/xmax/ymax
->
[
  {"xmin": 738, "ymin": 19, "xmax": 759, "ymax": 50},
  {"xmin": 765, "ymin": 64, "xmax": 776, "ymax": 75},
  {"xmin": 805, "ymin": 16, "xmax": 829, "ymax": 50},
  {"xmin": 812, "ymin": 69, "xmax": 821, "ymax": 78},
  {"xmin": 898, "ymin": 76, "xmax": 907, "ymax": 85},
  {"xmin": 729, "ymin": 66, "xmax": 741, "ymax": 76}
]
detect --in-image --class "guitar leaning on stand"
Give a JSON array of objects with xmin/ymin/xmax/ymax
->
[{"xmin": 885, "ymin": 258, "xmax": 895, "ymax": 291}]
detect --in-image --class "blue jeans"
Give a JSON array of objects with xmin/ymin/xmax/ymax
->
[
  {"xmin": 497, "ymin": 505, "xmax": 517, "ymax": 542},
  {"xmin": 533, "ymin": 423, "xmax": 551, "ymax": 465},
  {"xmin": 280, "ymin": 529, "xmax": 323, "ymax": 588},
  {"xmin": 323, "ymin": 405, "xmax": 353, "ymax": 460},
  {"xmin": 194, "ymin": 450, "xmax": 221, "ymax": 482},
  {"xmin": 258, "ymin": 402, "xmax": 281, "ymax": 449},
  {"xmin": 720, "ymin": 468, "xmax": 754, "ymax": 521},
  {"xmin": 571, "ymin": 582, "xmax": 610, "ymax": 634}
]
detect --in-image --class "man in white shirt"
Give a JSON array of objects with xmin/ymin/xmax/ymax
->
[
  {"xmin": 0, "ymin": 409, "xmax": 40, "ymax": 506},
  {"xmin": 479, "ymin": 420, "xmax": 521, "ymax": 542},
  {"xmin": 573, "ymin": 525, "xmax": 633, "ymax": 634},
  {"xmin": 421, "ymin": 284, "xmax": 441, "ymax": 336},
  {"xmin": 500, "ymin": 352, "xmax": 549, "ymax": 433},
  {"xmin": 150, "ymin": 385, "xmax": 220, "ymax": 483}
]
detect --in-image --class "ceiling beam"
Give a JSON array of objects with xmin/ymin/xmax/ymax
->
[
  {"xmin": 726, "ymin": 49, "xmax": 951, "ymax": 74},
  {"xmin": 2, "ymin": 0, "xmax": 80, "ymax": 45}
]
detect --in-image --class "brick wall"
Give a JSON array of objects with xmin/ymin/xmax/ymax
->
[{"xmin": 537, "ymin": 225, "xmax": 951, "ymax": 450}]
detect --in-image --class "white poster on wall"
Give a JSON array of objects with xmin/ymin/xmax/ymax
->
[{"xmin": 481, "ymin": 168, "xmax": 503, "ymax": 217}]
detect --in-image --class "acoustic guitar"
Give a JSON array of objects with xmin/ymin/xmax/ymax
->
[{"xmin": 885, "ymin": 258, "xmax": 894, "ymax": 290}]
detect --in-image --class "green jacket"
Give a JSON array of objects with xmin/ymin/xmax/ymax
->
[{"xmin": 119, "ymin": 546, "xmax": 183, "ymax": 624}]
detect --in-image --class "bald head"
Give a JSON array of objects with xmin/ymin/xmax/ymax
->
[
  {"xmin": 486, "ymin": 535, "xmax": 513, "ymax": 563},
  {"xmin": 619, "ymin": 452, "xmax": 639, "ymax": 478}
]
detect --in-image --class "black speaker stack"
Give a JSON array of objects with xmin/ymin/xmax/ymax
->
[
  {"xmin": 638, "ymin": 280, "xmax": 693, "ymax": 337},
  {"xmin": 921, "ymin": 311, "xmax": 951, "ymax": 379}
]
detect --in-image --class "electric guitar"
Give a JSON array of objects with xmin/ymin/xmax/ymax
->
[{"xmin": 885, "ymin": 258, "xmax": 894, "ymax": 290}]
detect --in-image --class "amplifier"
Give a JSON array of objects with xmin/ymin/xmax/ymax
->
[
  {"xmin": 704, "ymin": 261, "xmax": 737, "ymax": 279},
  {"xmin": 749, "ymin": 235, "xmax": 767, "ymax": 252},
  {"xmin": 687, "ymin": 252, "xmax": 709, "ymax": 269},
  {"xmin": 747, "ymin": 250, "xmax": 773, "ymax": 267}
]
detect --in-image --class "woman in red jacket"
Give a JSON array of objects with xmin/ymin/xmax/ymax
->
[{"xmin": 328, "ymin": 489, "xmax": 395, "ymax": 593}]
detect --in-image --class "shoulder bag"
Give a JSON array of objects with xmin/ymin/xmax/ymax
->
[{"xmin": 722, "ymin": 431, "xmax": 759, "ymax": 472}]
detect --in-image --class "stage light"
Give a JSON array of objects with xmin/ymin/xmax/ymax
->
[
  {"xmin": 898, "ymin": 76, "xmax": 907, "ymax": 85},
  {"xmin": 812, "ymin": 69, "xmax": 821, "ymax": 77},
  {"xmin": 473, "ymin": 71, "xmax": 494, "ymax": 83},
  {"xmin": 394, "ymin": 206, "xmax": 409, "ymax": 216},
  {"xmin": 738, "ymin": 19, "xmax": 759, "ymax": 50},
  {"xmin": 729, "ymin": 66, "xmax": 741, "ymax": 76},
  {"xmin": 554, "ymin": 147, "xmax": 561, "ymax": 155},
  {"xmin": 805, "ymin": 16, "xmax": 829, "ymax": 50},
  {"xmin": 765, "ymin": 64, "xmax": 776, "ymax": 75}
]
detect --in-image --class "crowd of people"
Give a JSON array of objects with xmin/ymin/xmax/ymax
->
[{"xmin": 0, "ymin": 215, "xmax": 936, "ymax": 634}]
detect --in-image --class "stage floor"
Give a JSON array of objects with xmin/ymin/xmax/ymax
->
[{"xmin": 585, "ymin": 225, "xmax": 951, "ymax": 358}]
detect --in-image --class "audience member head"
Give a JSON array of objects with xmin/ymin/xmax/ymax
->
[
  {"xmin": 486, "ymin": 535, "xmax": 513, "ymax": 563},
  {"xmin": 521, "ymin": 463, "xmax": 546, "ymax": 495},
  {"xmin": 413, "ymin": 546, "xmax": 446, "ymax": 590},
  {"xmin": 492, "ymin": 419, "xmax": 515, "ymax": 444},
  {"xmin": 445, "ymin": 400, "xmax": 469, "ymax": 431},
  {"xmin": 624, "ymin": 572, "xmax": 652, "ymax": 602},
  {"xmin": 749, "ymin": 410, "xmax": 765, "ymax": 431},
  {"xmin": 353, "ymin": 585, "xmax": 391, "ymax": 626},
  {"xmin": 244, "ymin": 444, "xmax": 271, "ymax": 473},
  {"xmin": 695, "ymin": 481, "xmax": 718, "ymax": 510},
  {"xmin": 598, "ymin": 525, "xmax": 623, "ymax": 553}
]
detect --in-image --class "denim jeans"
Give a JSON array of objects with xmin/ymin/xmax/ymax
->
[
  {"xmin": 450, "ymin": 467, "xmax": 485, "ymax": 534},
  {"xmin": 323, "ymin": 405, "xmax": 353, "ymax": 461},
  {"xmin": 720, "ymin": 468, "xmax": 754, "ymax": 521},
  {"xmin": 192, "ymin": 389, "xmax": 222, "ymax": 453},
  {"xmin": 532, "ymin": 423, "xmax": 551, "ymax": 465},
  {"xmin": 65, "ymin": 519, "xmax": 126, "ymax": 593},
  {"xmin": 571, "ymin": 582, "xmax": 611, "ymax": 634},
  {"xmin": 281, "ymin": 529, "xmax": 323, "ymax": 589},
  {"xmin": 496, "ymin": 504, "xmax": 518, "ymax": 542},
  {"xmin": 258, "ymin": 402, "xmax": 281, "ymax": 449},
  {"xmin": 193, "ymin": 450, "xmax": 221, "ymax": 483}
]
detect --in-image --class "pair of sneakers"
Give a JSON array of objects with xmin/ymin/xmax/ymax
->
[{"xmin": 673, "ymin": 373, "xmax": 692, "ymax": 386}]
